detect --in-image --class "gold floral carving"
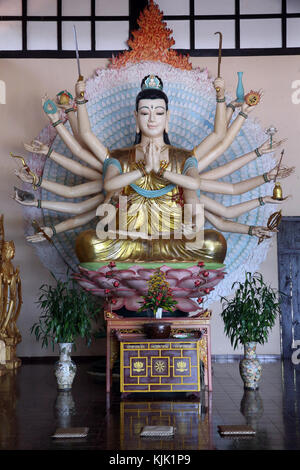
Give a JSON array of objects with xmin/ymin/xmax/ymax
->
[
  {"xmin": 154, "ymin": 360, "xmax": 166, "ymax": 373},
  {"xmin": 198, "ymin": 338, "xmax": 207, "ymax": 369},
  {"xmin": 133, "ymin": 361, "xmax": 145, "ymax": 373},
  {"xmin": 176, "ymin": 360, "xmax": 188, "ymax": 373}
]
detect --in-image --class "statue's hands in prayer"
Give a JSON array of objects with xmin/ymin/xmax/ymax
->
[
  {"xmin": 144, "ymin": 140, "xmax": 164, "ymax": 173},
  {"xmin": 24, "ymin": 140, "xmax": 49, "ymax": 156},
  {"xmin": 142, "ymin": 141, "xmax": 162, "ymax": 173},
  {"xmin": 267, "ymin": 164, "xmax": 295, "ymax": 181},
  {"xmin": 26, "ymin": 227, "xmax": 53, "ymax": 243},
  {"xmin": 214, "ymin": 77, "xmax": 225, "ymax": 99}
]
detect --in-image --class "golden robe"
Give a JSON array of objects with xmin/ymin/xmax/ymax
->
[{"xmin": 75, "ymin": 146, "xmax": 227, "ymax": 264}]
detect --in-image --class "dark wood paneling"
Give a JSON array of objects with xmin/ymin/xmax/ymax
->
[{"xmin": 278, "ymin": 218, "xmax": 300, "ymax": 358}]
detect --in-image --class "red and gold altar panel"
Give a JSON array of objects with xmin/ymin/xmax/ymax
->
[{"xmin": 120, "ymin": 339, "xmax": 201, "ymax": 393}]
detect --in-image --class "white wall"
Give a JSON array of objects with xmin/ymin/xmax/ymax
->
[{"xmin": 0, "ymin": 55, "xmax": 298, "ymax": 356}]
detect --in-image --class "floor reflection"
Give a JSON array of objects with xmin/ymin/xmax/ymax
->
[
  {"xmin": 118, "ymin": 393, "xmax": 213, "ymax": 450},
  {"xmin": 0, "ymin": 361, "xmax": 300, "ymax": 450}
]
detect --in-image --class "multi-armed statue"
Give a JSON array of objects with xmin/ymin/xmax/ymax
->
[{"xmin": 11, "ymin": 2, "xmax": 294, "ymax": 314}]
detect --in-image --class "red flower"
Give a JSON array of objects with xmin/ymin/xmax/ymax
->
[
  {"xmin": 109, "ymin": 261, "xmax": 116, "ymax": 268},
  {"xmin": 111, "ymin": 298, "xmax": 117, "ymax": 305},
  {"xmin": 106, "ymin": 271, "xmax": 113, "ymax": 277},
  {"xmin": 198, "ymin": 261, "xmax": 205, "ymax": 267},
  {"xmin": 204, "ymin": 288, "xmax": 210, "ymax": 294},
  {"xmin": 113, "ymin": 281, "xmax": 119, "ymax": 287},
  {"xmin": 194, "ymin": 280, "xmax": 201, "ymax": 287},
  {"xmin": 203, "ymin": 271, "xmax": 209, "ymax": 278},
  {"xmin": 105, "ymin": 289, "xmax": 110, "ymax": 295},
  {"xmin": 197, "ymin": 297, "xmax": 204, "ymax": 304}
]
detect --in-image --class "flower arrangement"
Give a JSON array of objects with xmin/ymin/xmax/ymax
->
[{"xmin": 138, "ymin": 268, "xmax": 177, "ymax": 317}]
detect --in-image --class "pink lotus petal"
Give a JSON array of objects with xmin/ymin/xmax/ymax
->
[
  {"xmin": 125, "ymin": 279, "xmax": 149, "ymax": 290},
  {"xmin": 107, "ymin": 298, "xmax": 124, "ymax": 310},
  {"xmin": 125, "ymin": 295, "xmax": 144, "ymax": 311},
  {"xmin": 167, "ymin": 269, "xmax": 191, "ymax": 281},
  {"xmin": 171, "ymin": 288, "xmax": 192, "ymax": 298},
  {"xmin": 113, "ymin": 270, "xmax": 137, "ymax": 280},
  {"xmin": 176, "ymin": 298, "xmax": 200, "ymax": 312},
  {"xmin": 177, "ymin": 278, "xmax": 205, "ymax": 289},
  {"xmin": 136, "ymin": 269, "xmax": 157, "ymax": 280}
]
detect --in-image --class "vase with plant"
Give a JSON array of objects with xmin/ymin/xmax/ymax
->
[
  {"xmin": 31, "ymin": 274, "xmax": 101, "ymax": 390},
  {"xmin": 138, "ymin": 268, "xmax": 177, "ymax": 318},
  {"xmin": 221, "ymin": 272, "xmax": 282, "ymax": 390}
]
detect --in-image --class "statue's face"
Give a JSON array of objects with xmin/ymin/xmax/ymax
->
[{"xmin": 136, "ymin": 99, "xmax": 169, "ymax": 139}]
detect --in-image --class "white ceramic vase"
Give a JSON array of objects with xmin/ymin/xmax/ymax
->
[
  {"xmin": 155, "ymin": 307, "xmax": 163, "ymax": 319},
  {"xmin": 54, "ymin": 343, "xmax": 76, "ymax": 391}
]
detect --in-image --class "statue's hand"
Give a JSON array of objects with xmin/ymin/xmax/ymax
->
[
  {"xmin": 263, "ymin": 195, "xmax": 291, "ymax": 204},
  {"xmin": 24, "ymin": 140, "xmax": 49, "ymax": 155},
  {"xmin": 75, "ymin": 80, "xmax": 86, "ymax": 99},
  {"xmin": 41, "ymin": 95, "xmax": 60, "ymax": 123},
  {"xmin": 13, "ymin": 187, "xmax": 37, "ymax": 206},
  {"xmin": 142, "ymin": 142, "xmax": 153, "ymax": 173},
  {"xmin": 14, "ymin": 167, "xmax": 35, "ymax": 184},
  {"xmin": 267, "ymin": 164, "xmax": 295, "ymax": 181},
  {"xmin": 26, "ymin": 227, "xmax": 53, "ymax": 243},
  {"xmin": 55, "ymin": 91, "xmax": 74, "ymax": 110},
  {"xmin": 258, "ymin": 138, "xmax": 287, "ymax": 155},
  {"xmin": 151, "ymin": 141, "xmax": 162, "ymax": 174},
  {"xmin": 252, "ymin": 226, "xmax": 277, "ymax": 238},
  {"xmin": 214, "ymin": 77, "xmax": 225, "ymax": 99},
  {"xmin": 241, "ymin": 89, "xmax": 263, "ymax": 114}
]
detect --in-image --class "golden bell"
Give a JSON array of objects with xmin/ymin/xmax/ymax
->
[{"xmin": 272, "ymin": 182, "xmax": 283, "ymax": 200}]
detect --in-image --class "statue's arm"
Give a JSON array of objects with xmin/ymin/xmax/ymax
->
[
  {"xmin": 199, "ymin": 174, "xmax": 266, "ymax": 195},
  {"xmin": 42, "ymin": 98, "xmax": 102, "ymax": 171},
  {"xmin": 103, "ymin": 161, "xmax": 142, "ymax": 192},
  {"xmin": 201, "ymin": 193, "xmax": 288, "ymax": 219},
  {"xmin": 197, "ymin": 102, "xmax": 255, "ymax": 172},
  {"xmin": 193, "ymin": 78, "xmax": 227, "ymax": 161},
  {"xmin": 23, "ymin": 141, "xmax": 100, "ymax": 180},
  {"xmin": 200, "ymin": 139, "xmax": 286, "ymax": 180},
  {"xmin": 205, "ymin": 210, "xmax": 276, "ymax": 238},
  {"xmin": 39, "ymin": 179, "xmax": 102, "ymax": 198},
  {"xmin": 26, "ymin": 209, "xmax": 97, "ymax": 243},
  {"xmin": 75, "ymin": 81, "xmax": 109, "ymax": 164},
  {"xmin": 14, "ymin": 190, "xmax": 103, "ymax": 215}
]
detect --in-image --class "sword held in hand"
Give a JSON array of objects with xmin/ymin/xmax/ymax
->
[
  {"xmin": 73, "ymin": 25, "xmax": 85, "ymax": 97},
  {"xmin": 214, "ymin": 31, "xmax": 223, "ymax": 92}
]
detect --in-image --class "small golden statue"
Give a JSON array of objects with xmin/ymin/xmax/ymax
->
[{"xmin": 0, "ymin": 215, "xmax": 22, "ymax": 373}]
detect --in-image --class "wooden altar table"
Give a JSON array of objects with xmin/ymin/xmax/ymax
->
[{"xmin": 105, "ymin": 312, "xmax": 212, "ymax": 393}]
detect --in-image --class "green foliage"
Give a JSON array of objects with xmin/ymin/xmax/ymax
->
[
  {"xmin": 30, "ymin": 273, "xmax": 102, "ymax": 350},
  {"xmin": 220, "ymin": 272, "xmax": 282, "ymax": 349}
]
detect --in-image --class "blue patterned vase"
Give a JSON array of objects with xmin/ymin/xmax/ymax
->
[
  {"xmin": 239, "ymin": 342, "xmax": 262, "ymax": 390},
  {"xmin": 236, "ymin": 71, "xmax": 244, "ymax": 103}
]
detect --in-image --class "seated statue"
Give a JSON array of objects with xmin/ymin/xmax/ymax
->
[{"xmin": 13, "ymin": 74, "xmax": 292, "ymax": 268}]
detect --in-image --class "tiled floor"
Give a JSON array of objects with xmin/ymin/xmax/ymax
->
[{"xmin": 0, "ymin": 358, "xmax": 300, "ymax": 451}]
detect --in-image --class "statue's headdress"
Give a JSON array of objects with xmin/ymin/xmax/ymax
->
[{"xmin": 141, "ymin": 75, "xmax": 163, "ymax": 91}]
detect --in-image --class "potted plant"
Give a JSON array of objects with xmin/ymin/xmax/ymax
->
[
  {"xmin": 138, "ymin": 269, "xmax": 177, "ymax": 338},
  {"xmin": 31, "ymin": 273, "xmax": 101, "ymax": 390},
  {"xmin": 220, "ymin": 271, "xmax": 282, "ymax": 390}
]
